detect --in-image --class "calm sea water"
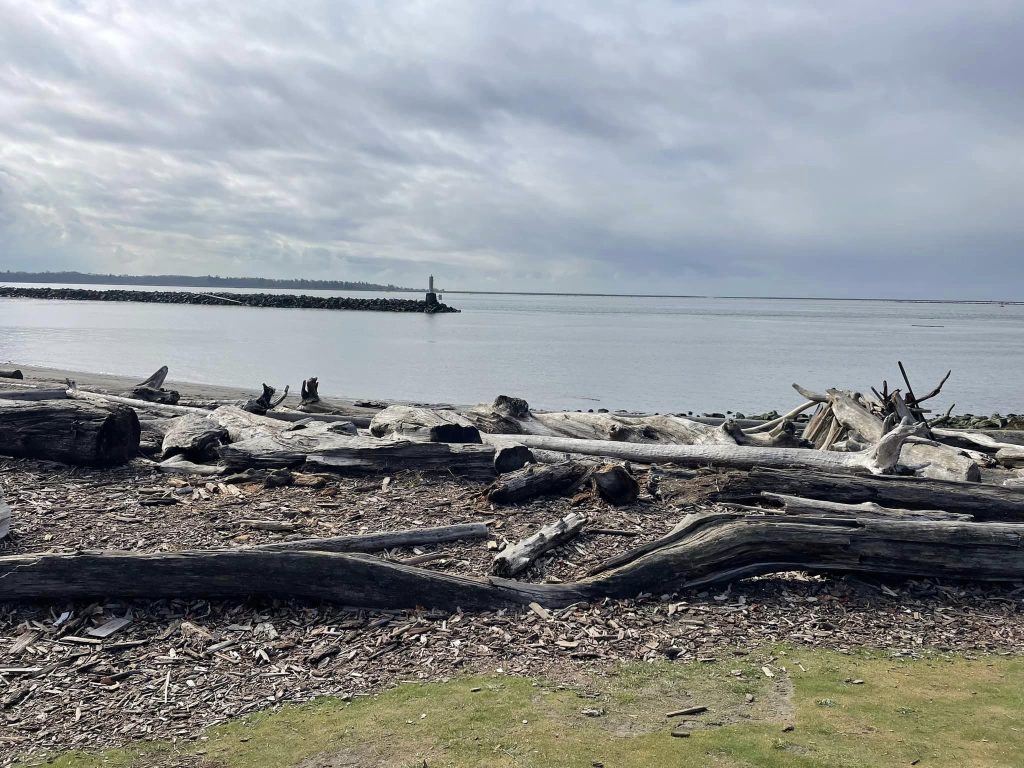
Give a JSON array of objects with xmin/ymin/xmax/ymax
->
[{"xmin": 1, "ymin": 284, "xmax": 1022, "ymax": 415}]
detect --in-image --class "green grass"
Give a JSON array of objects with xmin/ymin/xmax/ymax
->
[{"xmin": 42, "ymin": 648, "xmax": 1024, "ymax": 768}]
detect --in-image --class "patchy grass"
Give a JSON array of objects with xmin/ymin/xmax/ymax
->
[{"xmin": 42, "ymin": 649, "xmax": 1024, "ymax": 768}]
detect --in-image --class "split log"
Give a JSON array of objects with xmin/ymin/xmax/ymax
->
[
  {"xmin": 693, "ymin": 467, "xmax": 1024, "ymax": 522},
  {"xmin": 6, "ymin": 514, "xmax": 1024, "ymax": 608},
  {"xmin": 160, "ymin": 414, "xmax": 228, "ymax": 461},
  {"xmin": 485, "ymin": 461, "xmax": 591, "ymax": 505},
  {"xmin": 370, "ymin": 405, "xmax": 482, "ymax": 443},
  {"xmin": 0, "ymin": 370, "xmax": 23, "ymax": 379},
  {"xmin": 253, "ymin": 523, "xmax": 489, "ymax": 553},
  {"xmin": 757, "ymin": 493, "xmax": 973, "ymax": 521},
  {"xmin": 482, "ymin": 419, "xmax": 924, "ymax": 476},
  {"xmin": 0, "ymin": 400, "xmax": 140, "ymax": 467},
  {"xmin": 0, "ymin": 492, "xmax": 9, "ymax": 540},
  {"xmin": 491, "ymin": 511, "xmax": 588, "ymax": 577}
]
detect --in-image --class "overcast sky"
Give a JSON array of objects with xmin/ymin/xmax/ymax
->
[{"xmin": 0, "ymin": 1, "xmax": 1021, "ymax": 297}]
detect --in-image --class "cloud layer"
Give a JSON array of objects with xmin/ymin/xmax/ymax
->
[{"xmin": 1, "ymin": 1, "xmax": 1021, "ymax": 297}]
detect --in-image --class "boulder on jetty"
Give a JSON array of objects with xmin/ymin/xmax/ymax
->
[{"xmin": 0, "ymin": 286, "xmax": 459, "ymax": 313}]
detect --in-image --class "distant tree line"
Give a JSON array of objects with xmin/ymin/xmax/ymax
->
[{"xmin": 0, "ymin": 271, "xmax": 418, "ymax": 292}]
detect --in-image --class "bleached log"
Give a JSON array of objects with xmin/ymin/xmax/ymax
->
[
  {"xmin": 997, "ymin": 446, "xmax": 1024, "ymax": 468},
  {"xmin": 483, "ymin": 419, "xmax": 924, "ymax": 475},
  {"xmin": 491, "ymin": 511, "xmax": 588, "ymax": 577},
  {"xmin": 370, "ymin": 405, "xmax": 482, "ymax": 443},
  {"xmin": 161, "ymin": 413, "xmax": 228, "ymax": 461}
]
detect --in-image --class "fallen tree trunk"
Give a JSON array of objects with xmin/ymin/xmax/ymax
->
[
  {"xmin": 0, "ymin": 399, "xmax": 140, "ymax": 467},
  {"xmin": 485, "ymin": 461, "xmax": 591, "ymax": 505},
  {"xmin": 7, "ymin": 514, "xmax": 1024, "ymax": 608},
  {"xmin": 253, "ymin": 523, "xmax": 489, "ymax": 553},
  {"xmin": 691, "ymin": 467, "xmax": 1024, "ymax": 522},
  {"xmin": 482, "ymin": 419, "xmax": 923, "ymax": 475},
  {"xmin": 491, "ymin": 511, "xmax": 588, "ymax": 577},
  {"xmin": 0, "ymin": 370, "xmax": 23, "ymax": 379},
  {"xmin": 370, "ymin": 405, "xmax": 482, "ymax": 443},
  {"xmin": 307, "ymin": 441, "xmax": 497, "ymax": 479}
]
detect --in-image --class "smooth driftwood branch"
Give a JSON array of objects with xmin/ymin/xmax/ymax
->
[
  {"xmin": 491, "ymin": 511, "xmax": 588, "ymax": 577},
  {"xmin": 757, "ymin": 493, "xmax": 973, "ymax": 521},
  {"xmin": 483, "ymin": 419, "xmax": 924, "ymax": 475},
  {"xmin": 6, "ymin": 514, "xmax": 1024, "ymax": 609},
  {"xmin": 251, "ymin": 523, "xmax": 489, "ymax": 553},
  {"xmin": 690, "ymin": 467, "xmax": 1024, "ymax": 522}
]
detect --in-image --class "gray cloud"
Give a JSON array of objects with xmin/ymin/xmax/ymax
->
[{"xmin": 0, "ymin": 0, "xmax": 1021, "ymax": 297}]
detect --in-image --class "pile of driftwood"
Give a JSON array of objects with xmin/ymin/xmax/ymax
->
[{"xmin": 2, "ymin": 364, "xmax": 1024, "ymax": 610}]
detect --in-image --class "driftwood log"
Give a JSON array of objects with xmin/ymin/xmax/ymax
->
[
  {"xmin": 483, "ymin": 418, "xmax": 924, "ymax": 476},
  {"xmin": 307, "ymin": 442, "xmax": 498, "ymax": 479},
  {"xmin": 370, "ymin": 405, "xmax": 482, "ymax": 443},
  {"xmin": 124, "ymin": 365, "xmax": 179, "ymax": 404},
  {"xmin": 0, "ymin": 400, "xmax": 140, "ymax": 467},
  {"xmin": 491, "ymin": 512, "xmax": 588, "ymax": 577},
  {"xmin": 756, "ymin": 493, "xmax": 973, "ymax": 521},
  {"xmin": 688, "ymin": 467, "xmax": 1024, "ymax": 522},
  {"xmin": 242, "ymin": 384, "xmax": 289, "ymax": 415},
  {"xmin": 485, "ymin": 461, "xmax": 591, "ymax": 505},
  {"xmin": 160, "ymin": 414, "xmax": 229, "ymax": 461},
  {"xmin": 5, "ymin": 513, "xmax": 1024, "ymax": 609},
  {"xmin": 0, "ymin": 369, "xmax": 24, "ymax": 379}
]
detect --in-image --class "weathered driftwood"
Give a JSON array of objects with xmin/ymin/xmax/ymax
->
[
  {"xmin": 493, "ymin": 444, "xmax": 534, "ymax": 474},
  {"xmin": 153, "ymin": 455, "xmax": 227, "ymax": 476},
  {"xmin": 242, "ymin": 383, "xmax": 289, "ymax": 414},
  {"xmin": 689, "ymin": 467, "xmax": 1024, "ymax": 522},
  {"xmin": 796, "ymin": 386, "xmax": 981, "ymax": 481},
  {"xmin": 466, "ymin": 397, "xmax": 802, "ymax": 448},
  {"xmin": 300, "ymin": 377, "xmax": 320, "ymax": 406},
  {"xmin": 124, "ymin": 366, "xmax": 179, "ymax": 404},
  {"xmin": 491, "ymin": 511, "xmax": 588, "ymax": 577},
  {"xmin": 485, "ymin": 461, "xmax": 591, "ymax": 505},
  {"xmin": 0, "ymin": 369, "xmax": 23, "ymax": 379},
  {"xmin": 934, "ymin": 428, "xmax": 1024, "ymax": 449},
  {"xmin": 0, "ymin": 400, "xmax": 140, "ymax": 467},
  {"xmin": 996, "ymin": 446, "xmax": 1024, "ymax": 468},
  {"xmin": 589, "ymin": 463, "xmax": 640, "ymax": 505},
  {"xmin": 370, "ymin": 405, "xmax": 482, "ymax": 443},
  {"xmin": 253, "ymin": 523, "xmax": 489, "ymax": 553},
  {"xmin": 160, "ymin": 413, "xmax": 229, "ymax": 461},
  {"xmin": 307, "ymin": 441, "xmax": 497, "ymax": 479},
  {"xmin": 757, "ymin": 493, "xmax": 973, "ymax": 521},
  {"xmin": 0, "ymin": 492, "xmax": 10, "ymax": 540},
  {"xmin": 7, "ymin": 514, "xmax": 1024, "ymax": 608},
  {"xmin": 0, "ymin": 388, "xmax": 68, "ymax": 401},
  {"xmin": 218, "ymin": 420, "xmax": 370, "ymax": 469},
  {"xmin": 482, "ymin": 419, "xmax": 924, "ymax": 476}
]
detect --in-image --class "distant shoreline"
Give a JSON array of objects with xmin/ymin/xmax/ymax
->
[{"xmin": 0, "ymin": 271, "xmax": 1018, "ymax": 304}]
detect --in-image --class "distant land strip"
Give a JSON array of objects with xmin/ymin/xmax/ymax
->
[
  {"xmin": 0, "ymin": 286, "xmax": 459, "ymax": 313},
  {"xmin": 0, "ymin": 271, "xmax": 418, "ymax": 293}
]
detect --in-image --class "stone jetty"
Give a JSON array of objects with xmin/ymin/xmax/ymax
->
[{"xmin": 0, "ymin": 286, "xmax": 460, "ymax": 313}]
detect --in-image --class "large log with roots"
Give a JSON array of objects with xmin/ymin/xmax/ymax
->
[
  {"xmin": 0, "ymin": 400, "xmax": 140, "ymax": 467},
  {"xmin": 370, "ymin": 405, "xmax": 482, "ymax": 443},
  {"xmin": 686, "ymin": 467, "xmax": 1024, "ymax": 522},
  {"xmin": 483, "ymin": 418, "xmax": 925, "ymax": 475},
  {"xmin": 4, "ymin": 513, "xmax": 1024, "ymax": 608},
  {"xmin": 123, "ymin": 365, "xmax": 179, "ymax": 404}
]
